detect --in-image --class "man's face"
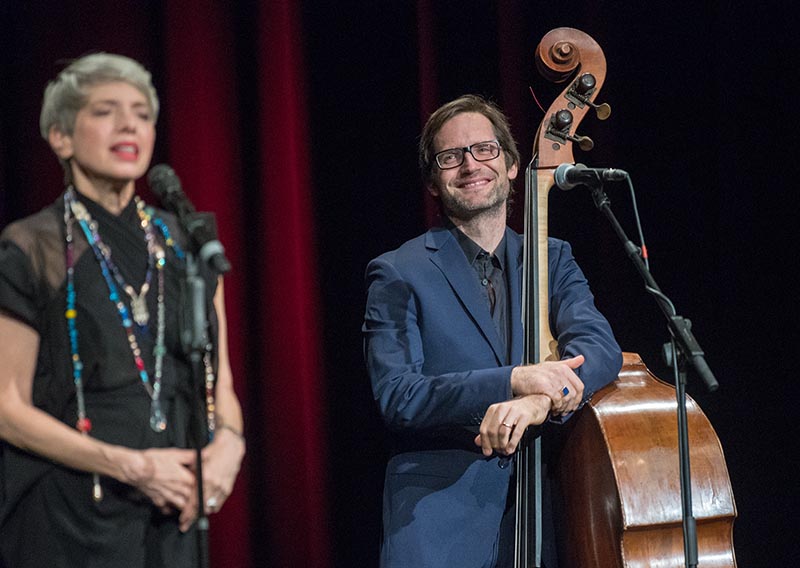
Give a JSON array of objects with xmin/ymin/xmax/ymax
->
[{"xmin": 427, "ymin": 112, "xmax": 517, "ymax": 221}]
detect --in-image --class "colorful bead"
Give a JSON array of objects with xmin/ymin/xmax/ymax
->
[{"xmin": 76, "ymin": 417, "xmax": 92, "ymax": 433}]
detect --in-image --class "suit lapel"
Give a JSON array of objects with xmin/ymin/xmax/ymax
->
[{"xmin": 426, "ymin": 228, "xmax": 506, "ymax": 365}]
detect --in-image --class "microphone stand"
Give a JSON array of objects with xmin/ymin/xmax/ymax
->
[
  {"xmin": 181, "ymin": 251, "xmax": 212, "ymax": 568},
  {"xmin": 588, "ymin": 182, "xmax": 718, "ymax": 568},
  {"xmin": 177, "ymin": 214, "xmax": 231, "ymax": 568}
]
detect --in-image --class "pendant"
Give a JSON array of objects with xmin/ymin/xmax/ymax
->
[
  {"xmin": 131, "ymin": 293, "xmax": 150, "ymax": 326},
  {"xmin": 150, "ymin": 399, "xmax": 167, "ymax": 432},
  {"xmin": 92, "ymin": 474, "xmax": 104, "ymax": 502}
]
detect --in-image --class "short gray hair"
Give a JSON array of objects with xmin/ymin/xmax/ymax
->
[{"xmin": 40, "ymin": 52, "xmax": 159, "ymax": 140}]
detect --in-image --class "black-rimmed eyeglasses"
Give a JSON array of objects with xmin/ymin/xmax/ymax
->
[{"xmin": 434, "ymin": 140, "xmax": 501, "ymax": 170}]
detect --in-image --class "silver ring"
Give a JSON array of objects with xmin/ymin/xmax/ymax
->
[
  {"xmin": 561, "ymin": 386, "xmax": 569, "ymax": 396},
  {"xmin": 206, "ymin": 496, "xmax": 218, "ymax": 509}
]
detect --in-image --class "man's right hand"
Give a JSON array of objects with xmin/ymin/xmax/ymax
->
[{"xmin": 510, "ymin": 355, "xmax": 585, "ymax": 415}]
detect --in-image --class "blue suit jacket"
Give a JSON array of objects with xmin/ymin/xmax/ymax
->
[{"xmin": 363, "ymin": 226, "xmax": 622, "ymax": 568}]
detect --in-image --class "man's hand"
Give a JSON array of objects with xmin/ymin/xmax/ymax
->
[
  {"xmin": 474, "ymin": 394, "xmax": 552, "ymax": 456},
  {"xmin": 510, "ymin": 355, "xmax": 585, "ymax": 415}
]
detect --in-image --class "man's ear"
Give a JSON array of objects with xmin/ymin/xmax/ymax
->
[
  {"xmin": 507, "ymin": 161, "xmax": 519, "ymax": 181},
  {"xmin": 426, "ymin": 180, "xmax": 440, "ymax": 197},
  {"xmin": 48, "ymin": 125, "xmax": 73, "ymax": 160}
]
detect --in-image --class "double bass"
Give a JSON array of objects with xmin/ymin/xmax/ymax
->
[{"xmin": 517, "ymin": 28, "xmax": 737, "ymax": 567}]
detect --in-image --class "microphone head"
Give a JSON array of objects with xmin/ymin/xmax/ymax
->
[
  {"xmin": 554, "ymin": 162, "xmax": 587, "ymax": 191},
  {"xmin": 147, "ymin": 164, "xmax": 196, "ymax": 216},
  {"xmin": 147, "ymin": 164, "xmax": 181, "ymax": 199}
]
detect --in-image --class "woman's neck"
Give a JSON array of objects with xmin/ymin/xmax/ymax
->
[{"xmin": 71, "ymin": 171, "xmax": 136, "ymax": 215}]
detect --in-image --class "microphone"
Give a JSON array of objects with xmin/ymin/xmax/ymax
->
[
  {"xmin": 554, "ymin": 163, "xmax": 628, "ymax": 190},
  {"xmin": 147, "ymin": 164, "xmax": 231, "ymax": 275}
]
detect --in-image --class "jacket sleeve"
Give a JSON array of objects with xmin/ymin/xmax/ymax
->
[
  {"xmin": 363, "ymin": 255, "xmax": 512, "ymax": 432},
  {"xmin": 548, "ymin": 239, "xmax": 623, "ymax": 405}
]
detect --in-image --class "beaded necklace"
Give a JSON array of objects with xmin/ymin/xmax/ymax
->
[
  {"xmin": 64, "ymin": 187, "xmax": 217, "ymax": 501},
  {"xmin": 65, "ymin": 187, "xmax": 169, "ymax": 431}
]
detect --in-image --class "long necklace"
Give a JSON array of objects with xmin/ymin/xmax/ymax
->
[
  {"xmin": 64, "ymin": 187, "xmax": 168, "ymax": 436},
  {"xmin": 64, "ymin": 187, "xmax": 218, "ymax": 500},
  {"xmin": 63, "ymin": 195, "xmax": 103, "ymax": 500}
]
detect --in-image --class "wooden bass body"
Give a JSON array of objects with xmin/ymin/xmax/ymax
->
[{"xmin": 557, "ymin": 352, "xmax": 737, "ymax": 567}]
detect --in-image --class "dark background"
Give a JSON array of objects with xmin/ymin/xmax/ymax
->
[{"xmin": 2, "ymin": 1, "xmax": 797, "ymax": 566}]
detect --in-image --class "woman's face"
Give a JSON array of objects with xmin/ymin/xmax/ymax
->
[{"xmin": 53, "ymin": 81, "xmax": 156, "ymax": 189}]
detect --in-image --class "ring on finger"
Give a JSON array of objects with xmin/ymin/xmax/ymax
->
[{"xmin": 501, "ymin": 422, "xmax": 513, "ymax": 429}]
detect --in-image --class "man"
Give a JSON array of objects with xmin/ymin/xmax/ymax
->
[{"xmin": 363, "ymin": 94, "xmax": 622, "ymax": 567}]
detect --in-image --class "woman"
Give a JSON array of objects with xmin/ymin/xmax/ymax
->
[{"xmin": 0, "ymin": 53, "xmax": 245, "ymax": 567}]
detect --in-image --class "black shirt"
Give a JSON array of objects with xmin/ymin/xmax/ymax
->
[{"xmin": 446, "ymin": 220, "xmax": 510, "ymax": 364}]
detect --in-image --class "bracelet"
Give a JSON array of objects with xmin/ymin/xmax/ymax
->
[{"xmin": 217, "ymin": 423, "xmax": 245, "ymax": 443}]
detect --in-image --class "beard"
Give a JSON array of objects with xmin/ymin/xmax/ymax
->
[{"xmin": 437, "ymin": 178, "xmax": 511, "ymax": 221}]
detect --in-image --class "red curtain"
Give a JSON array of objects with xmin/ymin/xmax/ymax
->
[
  {"xmin": 160, "ymin": 3, "xmax": 253, "ymax": 567},
  {"xmin": 252, "ymin": 2, "xmax": 331, "ymax": 567},
  {"xmin": 416, "ymin": 0, "xmax": 440, "ymax": 227},
  {"xmin": 161, "ymin": 2, "xmax": 330, "ymax": 567}
]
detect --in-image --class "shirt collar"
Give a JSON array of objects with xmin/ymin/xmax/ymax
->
[{"xmin": 443, "ymin": 216, "xmax": 507, "ymax": 270}]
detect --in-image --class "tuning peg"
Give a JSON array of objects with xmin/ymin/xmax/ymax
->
[
  {"xmin": 552, "ymin": 109, "xmax": 573, "ymax": 131},
  {"xmin": 545, "ymin": 109, "xmax": 595, "ymax": 151},
  {"xmin": 568, "ymin": 73, "xmax": 611, "ymax": 120},
  {"xmin": 574, "ymin": 73, "xmax": 597, "ymax": 94},
  {"xmin": 590, "ymin": 101, "xmax": 611, "ymax": 120},
  {"xmin": 568, "ymin": 134, "xmax": 594, "ymax": 151}
]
